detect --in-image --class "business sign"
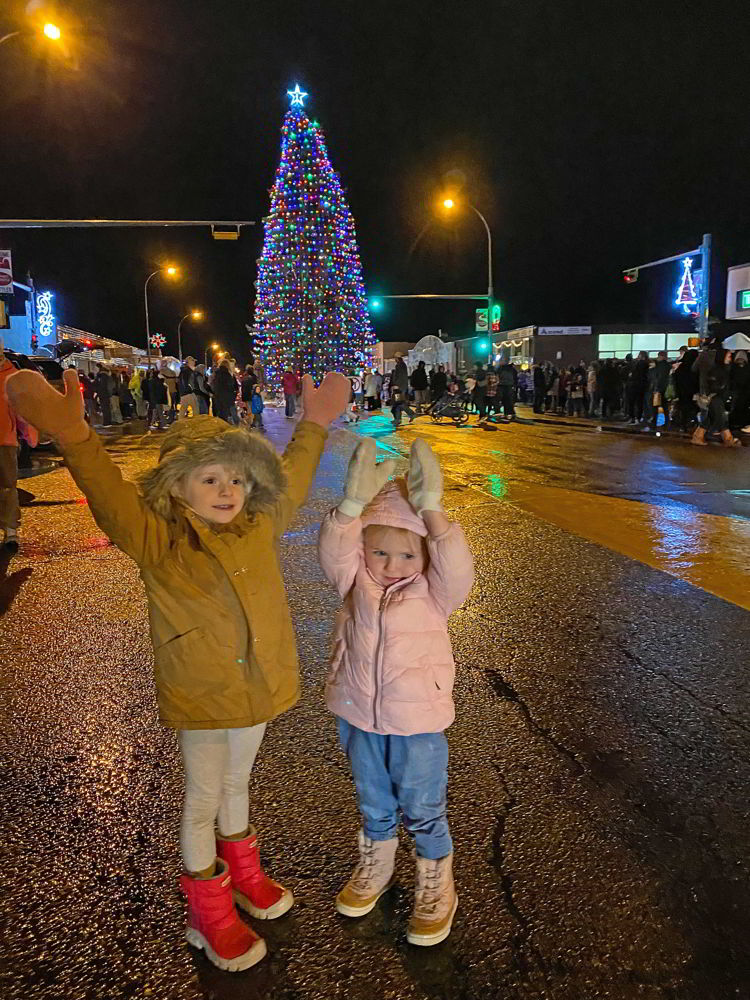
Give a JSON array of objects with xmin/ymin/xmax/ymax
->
[
  {"xmin": 726, "ymin": 264, "xmax": 750, "ymax": 319},
  {"xmin": 0, "ymin": 250, "xmax": 13, "ymax": 295},
  {"xmin": 537, "ymin": 326, "xmax": 592, "ymax": 337},
  {"xmin": 475, "ymin": 308, "xmax": 488, "ymax": 332}
]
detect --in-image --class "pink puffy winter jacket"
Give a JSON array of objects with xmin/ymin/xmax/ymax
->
[{"xmin": 318, "ymin": 508, "xmax": 474, "ymax": 736}]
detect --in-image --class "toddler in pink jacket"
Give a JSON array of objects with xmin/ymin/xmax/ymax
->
[{"xmin": 318, "ymin": 437, "xmax": 474, "ymax": 946}]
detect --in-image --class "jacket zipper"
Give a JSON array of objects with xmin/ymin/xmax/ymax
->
[{"xmin": 373, "ymin": 590, "xmax": 390, "ymax": 730}]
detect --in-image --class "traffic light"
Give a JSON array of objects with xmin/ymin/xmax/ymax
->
[
  {"xmin": 30, "ymin": 334, "xmax": 38, "ymax": 352},
  {"xmin": 491, "ymin": 303, "xmax": 502, "ymax": 332},
  {"xmin": 623, "ymin": 269, "xmax": 639, "ymax": 284},
  {"xmin": 369, "ymin": 297, "xmax": 382, "ymax": 311}
]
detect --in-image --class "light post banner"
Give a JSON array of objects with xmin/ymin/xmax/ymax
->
[
  {"xmin": 0, "ymin": 250, "xmax": 13, "ymax": 295},
  {"xmin": 475, "ymin": 308, "xmax": 488, "ymax": 333},
  {"xmin": 537, "ymin": 326, "xmax": 592, "ymax": 337}
]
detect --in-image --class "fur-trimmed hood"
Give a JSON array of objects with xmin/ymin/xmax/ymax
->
[{"xmin": 137, "ymin": 416, "xmax": 286, "ymax": 521}]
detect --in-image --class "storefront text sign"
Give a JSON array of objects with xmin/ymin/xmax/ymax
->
[
  {"xmin": 538, "ymin": 326, "xmax": 592, "ymax": 337},
  {"xmin": 0, "ymin": 250, "xmax": 13, "ymax": 295}
]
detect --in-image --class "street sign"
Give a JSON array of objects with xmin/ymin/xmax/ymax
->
[
  {"xmin": 0, "ymin": 250, "xmax": 12, "ymax": 294},
  {"xmin": 475, "ymin": 308, "xmax": 488, "ymax": 332}
]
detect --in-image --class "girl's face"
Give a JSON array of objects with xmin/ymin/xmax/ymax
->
[
  {"xmin": 364, "ymin": 525, "xmax": 426, "ymax": 587},
  {"xmin": 176, "ymin": 463, "xmax": 247, "ymax": 523}
]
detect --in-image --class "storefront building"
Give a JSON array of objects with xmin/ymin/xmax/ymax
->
[{"xmin": 492, "ymin": 323, "xmax": 696, "ymax": 368}]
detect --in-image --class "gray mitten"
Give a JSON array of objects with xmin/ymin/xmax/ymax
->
[
  {"xmin": 338, "ymin": 438, "xmax": 396, "ymax": 518},
  {"xmin": 406, "ymin": 438, "xmax": 443, "ymax": 513}
]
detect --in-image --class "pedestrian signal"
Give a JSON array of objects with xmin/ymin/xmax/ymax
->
[{"xmin": 623, "ymin": 269, "xmax": 639, "ymax": 284}]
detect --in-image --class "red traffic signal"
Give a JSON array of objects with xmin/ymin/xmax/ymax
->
[{"xmin": 623, "ymin": 269, "xmax": 639, "ymax": 284}]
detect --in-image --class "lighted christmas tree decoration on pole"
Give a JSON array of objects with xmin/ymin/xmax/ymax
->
[
  {"xmin": 254, "ymin": 85, "xmax": 374, "ymax": 390},
  {"xmin": 675, "ymin": 256, "xmax": 698, "ymax": 313}
]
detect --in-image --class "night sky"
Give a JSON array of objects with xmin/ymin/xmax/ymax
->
[{"xmin": 2, "ymin": 0, "xmax": 747, "ymax": 362}]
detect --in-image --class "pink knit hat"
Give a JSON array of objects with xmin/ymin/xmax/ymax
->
[{"xmin": 361, "ymin": 478, "xmax": 427, "ymax": 537}]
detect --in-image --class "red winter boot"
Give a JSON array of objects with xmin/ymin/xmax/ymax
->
[
  {"xmin": 180, "ymin": 858, "xmax": 267, "ymax": 972},
  {"xmin": 217, "ymin": 825, "xmax": 294, "ymax": 920}
]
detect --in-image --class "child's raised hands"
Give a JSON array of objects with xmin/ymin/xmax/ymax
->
[
  {"xmin": 338, "ymin": 438, "xmax": 395, "ymax": 518},
  {"xmin": 301, "ymin": 372, "xmax": 351, "ymax": 427},
  {"xmin": 407, "ymin": 438, "xmax": 444, "ymax": 514},
  {"xmin": 6, "ymin": 368, "xmax": 88, "ymax": 446}
]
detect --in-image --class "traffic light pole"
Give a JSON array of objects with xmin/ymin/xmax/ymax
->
[{"xmin": 622, "ymin": 233, "xmax": 712, "ymax": 339}]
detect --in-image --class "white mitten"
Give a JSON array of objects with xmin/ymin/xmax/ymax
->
[
  {"xmin": 407, "ymin": 438, "xmax": 443, "ymax": 513},
  {"xmin": 338, "ymin": 439, "xmax": 395, "ymax": 518}
]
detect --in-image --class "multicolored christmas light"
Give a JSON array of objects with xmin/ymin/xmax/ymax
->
[
  {"xmin": 254, "ymin": 86, "xmax": 374, "ymax": 391},
  {"xmin": 150, "ymin": 332, "xmax": 166, "ymax": 349}
]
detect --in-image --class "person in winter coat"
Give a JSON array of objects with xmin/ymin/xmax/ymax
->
[
  {"xmin": 364, "ymin": 369, "xmax": 383, "ymax": 410},
  {"xmin": 282, "ymin": 368, "xmax": 300, "ymax": 418},
  {"xmin": 129, "ymin": 369, "xmax": 147, "ymax": 419},
  {"xmin": 94, "ymin": 365, "xmax": 117, "ymax": 426},
  {"xmin": 390, "ymin": 355, "xmax": 416, "ymax": 426},
  {"xmin": 429, "ymin": 364, "xmax": 448, "ymax": 402},
  {"xmin": 0, "ymin": 343, "xmax": 38, "ymax": 550},
  {"xmin": 212, "ymin": 359, "xmax": 238, "ymax": 424},
  {"xmin": 318, "ymin": 438, "xmax": 474, "ymax": 948},
  {"xmin": 6, "ymin": 366, "xmax": 350, "ymax": 972},
  {"xmin": 194, "ymin": 364, "xmax": 212, "ymax": 415},
  {"xmin": 691, "ymin": 349, "xmax": 741, "ymax": 447},
  {"xmin": 250, "ymin": 383, "xmax": 265, "ymax": 430},
  {"xmin": 626, "ymin": 351, "xmax": 649, "ymax": 423},
  {"xmin": 647, "ymin": 351, "xmax": 671, "ymax": 430},
  {"xmin": 149, "ymin": 372, "xmax": 169, "ymax": 430},
  {"xmin": 409, "ymin": 360, "xmax": 429, "ymax": 413},
  {"xmin": 532, "ymin": 363, "xmax": 547, "ymax": 413},
  {"xmin": 496, "ymin": 361, "xmax": 517, "ymax": 419},
  {"xmin": 471, "ymin": 364, "xmax": 488, "ymax": 420},
  {"xmin": 178, "ymin": 357, "xmax": 199, "ymax": 419}
]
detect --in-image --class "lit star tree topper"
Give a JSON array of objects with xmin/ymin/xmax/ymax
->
[
  {"xmin": 286, "ymin": 84, "xmax": 307, "ymax": 107},
  {"xmin": 254, "ymin": 87, "xmax": 375, "ymax": 391},
  {"xmin": 675, "ymin": 257, "xmax": 698, "ymax": 313}
]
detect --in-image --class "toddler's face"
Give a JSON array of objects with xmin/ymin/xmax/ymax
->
[
  {"xmin": 177, "ymin": 462, "xmax": 247, "ymax": 524},
  {"xmin": 364, "ymin": 525, "xmax": 426, "ymax": 587}
]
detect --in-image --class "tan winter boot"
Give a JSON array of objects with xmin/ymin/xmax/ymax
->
[
  {"xmin": 721, "ymin": 429, "xmax": 741, "ymax": 447},
  {"xmin": 691, "ymin": 426, "xmax": 707, "ymax": 446},
  {"xmin": 335, "ymin": 831, "xmax": 398, "ymax": 917},
  {"xmin": 407, "ymin": 853, "xmax": 458, "ymax": 947}
]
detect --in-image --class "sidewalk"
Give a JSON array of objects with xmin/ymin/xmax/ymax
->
[{"xmin": 515, "ymin": 404, "xmax": 749, "ymax": 442}]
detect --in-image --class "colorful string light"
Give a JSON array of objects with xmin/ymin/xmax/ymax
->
[{"xmin": 254, "ymin": 92, "xmax": 374, "ymax": 391}]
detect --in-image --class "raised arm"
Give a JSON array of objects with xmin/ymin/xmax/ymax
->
[
  {"xmin": 273, "ymin": 372, "xmax": 350, "ymax": 535},
  {"xmin": 407, "ymin": 438, "xmax": 474, "ymax": 615},
  {"xmin": 6, "ymin": 369, "xmax": 169, "ymax": 566},
  {"xmin": 317, "ymin": 438, "xmax": 395, "ymax": 595}
]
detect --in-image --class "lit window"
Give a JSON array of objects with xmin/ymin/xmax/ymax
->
[{"xmin": 632, "ymin": 333, "xmax": 666, "ymax": 353}]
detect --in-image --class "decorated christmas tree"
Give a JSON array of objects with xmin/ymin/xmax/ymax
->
[{"xmin": 254, "ymin": 85, "xmax": 374, "ymax": 391}]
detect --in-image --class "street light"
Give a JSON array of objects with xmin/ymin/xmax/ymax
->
[
  {"xmin": 177, "ymin": 309, "xmax": 203, "ymax": 363},
  {"xmin": 0, "ymin": 21, "xmax": 63, "ymax": 46},
  {"xmin": 441, "ymin": 196, "xmax": 494, "ymax": 300},
  {"xmin": 144, "ymin": 265, "xmax": 180, "ymax": 367}
]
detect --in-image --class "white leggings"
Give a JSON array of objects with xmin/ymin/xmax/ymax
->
[{"xmin": 178, "ymin": 724, "xmax": 266, "ymax": 873}]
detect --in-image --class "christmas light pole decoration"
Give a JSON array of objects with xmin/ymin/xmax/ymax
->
[
  {"xmin": 150, "ymin": 332, "xmax": 166, "ymax": 350},
  {"xmin": 254, "ymin": 85, "xmax": 374, "ymax": 391},
  {"xmin": 674, "ymin": 257, "xmax": 698, "ymax": 314}
]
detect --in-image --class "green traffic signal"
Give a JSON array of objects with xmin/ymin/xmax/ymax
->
[{"xmin": 369, "ymin": 298, "xmax": 382, "ymax": 311}]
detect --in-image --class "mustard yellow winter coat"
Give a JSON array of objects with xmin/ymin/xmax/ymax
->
[{"xmin": 61, "ymin": 421, "xmax": 327, "ymax": 730}]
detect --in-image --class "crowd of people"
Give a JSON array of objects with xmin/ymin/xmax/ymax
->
[
  {"xmin": 78, "ymin": 356, "xmax": 271, "ymax": 432},
  {"xmin": 529, "ymin": 344, "xmax": 749, "ymax": 445},
  {"xmin": 356, "ymin": 343, "xmax": 749, "ymax": 446}
]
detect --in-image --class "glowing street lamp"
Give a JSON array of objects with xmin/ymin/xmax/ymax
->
[
  {"xmin": 177, "ymin": 309, "xmax": 204, "ymax": 363},
  {"xmin": 145, "ymin": 264, "xmax": 180, "ymax": 366},
  {"xmin": 0, "ymin": 20, "xmax": 63, "ymax": 47},
  {"xmin": 204, "ymin": 341, "xmax": 220, "ymax": 368},
  {"xmin": 440, "ymin": 195, "xmax": 493, "ymax": 301}
]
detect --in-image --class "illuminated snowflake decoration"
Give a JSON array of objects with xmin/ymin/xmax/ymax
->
[
  {"xmin": 150, "ymin": 333, "xmax": 166, "ymax": 349},
  {"xmin": 36, "ymin": 290, "xmax": 56, "ymax": 339}
]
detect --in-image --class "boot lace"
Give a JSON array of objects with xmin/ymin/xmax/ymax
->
[
  {"xmin": 414, "ymin": 860, "xmax": 443, "ymax": 918},
  {"xmin": 350, "ymin": 839, "xmax": 380, "ymax": 892}
]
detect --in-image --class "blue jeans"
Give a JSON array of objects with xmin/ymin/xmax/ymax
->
[{"xmin": 337, "ymin": 718, "xmax": 452, "ymax": 860}]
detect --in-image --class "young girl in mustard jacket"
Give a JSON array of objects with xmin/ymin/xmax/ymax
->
[{"xmin": 8, "ymin": 367, "xmax": 349, "ymax": 973}]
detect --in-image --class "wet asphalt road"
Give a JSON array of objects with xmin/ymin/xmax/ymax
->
[{"xmin": 1, "ymin": 408, "xmax": 749, "ymax": 1000}]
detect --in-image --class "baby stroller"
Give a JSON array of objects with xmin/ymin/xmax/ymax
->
[{"xmin": 431, "ymin": 392, "xmax": 470, "ymax": 426}]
